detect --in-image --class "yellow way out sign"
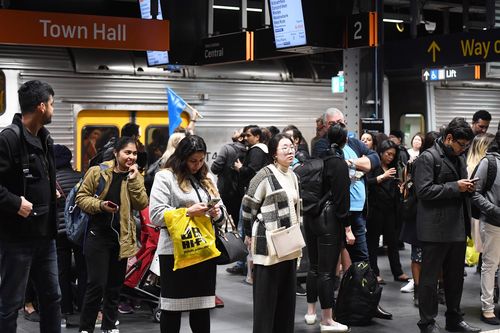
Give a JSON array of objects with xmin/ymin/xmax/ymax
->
[{"xmin": 385, "ymin": 28, "xmax": 500, "ymax": 70}]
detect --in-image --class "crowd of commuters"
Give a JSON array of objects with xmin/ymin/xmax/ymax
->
[{"xmin": 1, "ymin": 80, "xmax": 500, "ymax": 333}]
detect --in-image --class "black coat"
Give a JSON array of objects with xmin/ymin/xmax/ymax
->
[
  {"xmin": 414, "ymin": 142, "xmax": 471, "ymax": 242},
  {"xmin": 0, "ymin": 114, "xmax": 57, "ymax": 241},
  {"xmin": 56, "ymin": 167, "xmax": 83, "ymax": 238}
]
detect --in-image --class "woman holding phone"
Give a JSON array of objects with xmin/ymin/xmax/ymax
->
[
  {"xmin": 149, "ymin": 135, "xmax": 224, "ymax": 333},
  {"xmin": 76, "ymin": 136, "xmax": 148, "ymax": 333}
]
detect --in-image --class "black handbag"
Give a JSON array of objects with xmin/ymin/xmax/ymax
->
[{"xmin": 214, "ymin": 208, "xmax": 248, "ymax": 265}]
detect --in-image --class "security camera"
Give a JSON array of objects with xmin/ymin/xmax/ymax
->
[{"xmin": 424, "ymin": 21, "xmax": 436, "ymax": 33}]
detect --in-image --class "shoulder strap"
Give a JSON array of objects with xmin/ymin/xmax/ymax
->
[
  {"xmin": 95, "ymin": 163, "xmax": 110, "ymax": 197},
  {"xmin": 483, "ymin": 154, "xmax": 497, "ymax": 193},
  {"xmin": 427, "ymin": 148, "xmax": 443, "ymax": 184},
  {"xmin": 2, "ymin": 124, "xmax": 29, "ymax": 195}
]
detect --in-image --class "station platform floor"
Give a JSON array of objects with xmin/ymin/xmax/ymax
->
[{"xmin": 17, "ymin": 247, "xmax": 499, "ymax": 333}]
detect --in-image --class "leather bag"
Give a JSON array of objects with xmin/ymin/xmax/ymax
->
[
  {"xmin": 269, "ymin": 223, "xmax": 306, "ymax": 258},
  {"xmin": 214, "ymin": 208, "xmax": 248, "ymax": 265}
]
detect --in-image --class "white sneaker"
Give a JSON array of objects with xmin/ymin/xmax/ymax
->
[
  {"xmin": 320, "ymin": 321, "xmax": 350, "ymax": 332},
  {"xmin": 304, "ymin": 313, "xmax": 317, "ymax": 325},
  {"xmin": 400, "ymin": 278, "xmax": 414, "ymax": 293}
]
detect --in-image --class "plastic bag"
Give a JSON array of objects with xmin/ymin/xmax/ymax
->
[
  {"xmin": 164, "ymin": 208, "xmax": 221, "ymax": 271},
  {"xmin": 465, "ymin": 236, "xmax": 480, "ymax": 267}
]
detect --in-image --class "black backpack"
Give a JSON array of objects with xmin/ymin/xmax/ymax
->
[
  {"xmin": 471, "ymin": 154, "xmax": 497, "ymax": 219},
  {"xmin": 335, "ymin": 261, "xmax": 382, "ymax": 326},
  {"xmin": 400, "ymin": 149, "xmax": 442, "ymax": 225},
  {"xmin": 292, "ymin": 155, "xmax": 337, "ymax": 216}
]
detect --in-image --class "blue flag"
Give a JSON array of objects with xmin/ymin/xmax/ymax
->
[{"xmin": 167, "ymin": 88, "xmax": 187, "ymax": 136}]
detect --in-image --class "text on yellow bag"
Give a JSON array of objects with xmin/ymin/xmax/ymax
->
[{"xmin": 164, "ymin": 208, "xmax": 221, "ymax": 271}]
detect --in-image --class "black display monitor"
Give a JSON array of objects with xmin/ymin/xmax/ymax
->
[
  {"xmin": 139, "ymin": 0, "xmax": 169, "ymax": 66},
  {"xmin": 268, "ymin": 0, "xmax": 353, "ymax": 53},
  {"xmin": 269, "ymin": 0, "xmax": 307, "ymax": 49}
]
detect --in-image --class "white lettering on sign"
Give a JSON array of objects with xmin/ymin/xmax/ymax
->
[
  {"xmin": 460, "ymin": 39, "xmax": 490, "ymax": 59},
  {"xmin": 39, "ymin": 20, "xmax": 127, "ymax": 42},
  {"xmin": 446, "ymin": 69, "xmax": 456, "ymax": 78},
  {"xmin": 93, "ymin": 23, "xmax": 126, "ymax": 41},
  {"xmin": 205, "ymin": 49, "xmax": 224, "ymax": 58},
  {"xmin": 40, "ymin": 19, "xmax": 88, "ymax": 39}
]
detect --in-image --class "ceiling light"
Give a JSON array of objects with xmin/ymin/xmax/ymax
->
[
  {"xmin": 213, "ymin": 5, "xmax": 262, "ymax": 12},
  {"xmin": 383, "ymin": 18, "xmax": 404, "ymax": 23}
]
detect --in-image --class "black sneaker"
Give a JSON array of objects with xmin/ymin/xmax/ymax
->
[
  {"xmin": 296, "ymin": 283, "xmax": 307, "ymax": 296},
  {"xmin": 226, "ymin": 265, "xmax": 246, "ymax": 276}
]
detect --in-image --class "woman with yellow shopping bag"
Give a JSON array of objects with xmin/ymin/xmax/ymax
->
[{"xmin": 149, "ymin": 135, "xmax": 224, "ymax": 333}]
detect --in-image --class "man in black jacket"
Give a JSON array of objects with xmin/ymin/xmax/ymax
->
[
  {"xmin": 0, "ymin": 80, "xmax": 61, "ymax": 333},
  {"xmin": 414, "ymin": 118, "xmax": 478, "ymax": 333}
]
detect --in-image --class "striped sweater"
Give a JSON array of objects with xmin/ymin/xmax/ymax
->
[{"xmin": 242, "ymin": 164, "xmax": 303, "ymax": 266}]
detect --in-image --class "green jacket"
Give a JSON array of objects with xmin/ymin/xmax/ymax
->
[{"xmin": 75, "ymin": 160, "xmax": 148, "ymax": 259}]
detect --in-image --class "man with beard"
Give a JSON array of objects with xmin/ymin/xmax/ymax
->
[{"xmin": 0, "ymin": 80, "xmax": 61, "ymax": 333}]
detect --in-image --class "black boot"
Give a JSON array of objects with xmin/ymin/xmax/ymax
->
[{"xmin": 414, "ymin": 284, "xmax": 419, "ymax": 307}]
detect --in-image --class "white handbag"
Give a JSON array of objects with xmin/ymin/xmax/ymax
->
[{"xmin": 269, "ymin": 223, "xmax": 305, "ymax": 258}]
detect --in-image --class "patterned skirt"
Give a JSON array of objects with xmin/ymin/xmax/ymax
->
[{"xmin": 159, "ymin": 254, "xmax": 216, "ymax": 311}]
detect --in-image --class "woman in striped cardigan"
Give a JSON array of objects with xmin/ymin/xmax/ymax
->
[{"xmin": 241, "ymin": 133, "xmax": 302, "ymax": 333}]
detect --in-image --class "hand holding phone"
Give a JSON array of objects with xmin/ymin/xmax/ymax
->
[
  {"xmin": 207, "ymin": 198, "xmax": 221, "ymax": 208},
  {"xmin": 470, "ymin": 177, "xmax": 480, "ymax": 183},
  {"xmin": 106, "ymin": 201, "xmax": 119, "ymax": 210}
]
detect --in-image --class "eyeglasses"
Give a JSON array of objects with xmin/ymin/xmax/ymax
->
[
  {"xmin": 328, "ymin": 120, "xmax": 346, "ymax": 128},
  {"xmin": 453, "ymin": 139, "xmax": 470, "ymax": 149},
  {"xmin": 279, "ymin": 146, "xmax": 295, "ymax": 153}
]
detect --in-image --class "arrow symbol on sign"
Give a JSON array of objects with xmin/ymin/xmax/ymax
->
[
  {"xmin": 427, "ymin": 41, "xmax": 441, "ymax": 63},
  {"xmin": 423, "ymin": 71, "xmax": 430, "ymax": 80}
]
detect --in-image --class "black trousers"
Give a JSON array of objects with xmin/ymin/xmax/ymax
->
[
  {"xmin": 366, "ymin": 210, "xmax": 404, "ymax": 278},
  {"xmin": 253, "ymin": 260, "xmax": 296, "ymax": 333},
  {"xmin": 304, "ymin": 214, "xmax": 342, "ymax": 309},
  {"xmin": 56, "ymin": 235, "xmax": 86, "ymax": 314},
  {"xmin": 417, "ymin": 241, "xmax": 466, "ymax": 329},
  {"xmin": 79, "ymin": 233, "xmax": 127, "ymax": 332},
  {"xmin": 160, "ymin": 309, "xmax": 210, "ymax": 333}
]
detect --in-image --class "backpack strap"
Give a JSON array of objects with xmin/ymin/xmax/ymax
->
[
  {"xmin": 95, "ymin": 163, "xmax": 110, "ymax": 197},
  {"xmin": 482, "ymin": 154, "xmax": 497, "ymax": 193},
  {"xmin": 427, "ymin": 148, "xmax": 443, "ymax": 184},
  {"xmin": 2, "ymin": 124, "xmax": 29, "ymax": 195}
]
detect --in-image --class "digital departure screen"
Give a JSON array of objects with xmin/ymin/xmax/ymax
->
[
  {"xmin": 269, "ymin": 0, "xmax": 307, "ymax": 49},
  {"xmin": 139, "ymin": 0, "xmax": 169, "ymax": 66}
]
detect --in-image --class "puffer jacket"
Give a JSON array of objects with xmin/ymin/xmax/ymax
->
[
  {"xmin": 75, "ymin": 160, "xmax": 148, "ymax": 259},
  {"xmin": 472, "ymin": 152, "xmax": 500, "ymax": 227},
  {"xmin": 56, "ymin": 167, "xmax": 83, "ymax": 238}
]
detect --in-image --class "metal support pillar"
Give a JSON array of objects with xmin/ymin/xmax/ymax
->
[
  {"xmin": 443, "ymin": 8, "xmax": 450, "ymax": 34},
  {"xmin": 262, "ymin": 0, "xmax": 270, "ymax": 27},
  {"xmin": 410, "ymin": 0, "xmax": 420, "ymax": 39},
  {"xmin": 208, "ymin": 0, "xmax": 214, "ymax": 37},
  {"xmin": 343, "ymin": 48, "xmax": 360, "ymax": 135},
  {"xmin": 463, "ymin": 0, "xmax": 470, "ymax": 32},
  {"xmin": 240, "ymin": 0, "xmax": 248, "ymax": 31}
]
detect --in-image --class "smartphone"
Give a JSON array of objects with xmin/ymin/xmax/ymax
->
[
  {"xmin": 207, "ymin": 198, "xmax": 221, "ymax": 208},
  {"xmin": 470, "ymin": 177, "xmax": 480, "ymax": 183},
  {"xmin": 106, "ymin": 201, "xmax": 119, "ymax": 209}
]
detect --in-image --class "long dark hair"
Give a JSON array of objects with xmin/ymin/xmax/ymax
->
[
  {"xmin": 377, "ymin": 139, "xmax": 399, "ymax": 168},
  {"xmin": 327, "ymin": 123, "xmax": 347, "ymax": 157},
  {"xmin": 165, "ymin": 135, "xmax": 218, "ymax": 196}
]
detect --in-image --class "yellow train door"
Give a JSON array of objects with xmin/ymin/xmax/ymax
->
[{"xmin": 76, "ymin": 109, "xmax": 189, "ymax": 171}]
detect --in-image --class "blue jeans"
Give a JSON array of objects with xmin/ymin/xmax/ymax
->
[
  {"xmin": 0, "ymin": 239, "xmax": 61, "ymax": 333},
  {"xmin": 345, "ymin": 211, "xmax": 369, "ymax": 263}
]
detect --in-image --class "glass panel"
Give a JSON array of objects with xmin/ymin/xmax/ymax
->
[
  {"xmin": 145, "ymin": 125, "xmax": 169, "ymax": 166},
  {"xmin": 400, "ymin": 114, "xmax": 425, "ymax": 147},
  {"xmin": 81, "ymin": 126, "xmax": 119, "ymax": 172}
]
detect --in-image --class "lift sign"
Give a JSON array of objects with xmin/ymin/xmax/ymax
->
[{"xmin": 421, "ymin": 65, "xmax": 482, "ymax": 82}]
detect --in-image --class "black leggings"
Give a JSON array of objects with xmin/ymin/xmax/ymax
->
[
  {"xmin": 304, "ymin": 214, "xmax": 342, "ymax": 309},
  {"xmin": 160, "ymin": 309, "xmax": 210, "ymax": 333}
]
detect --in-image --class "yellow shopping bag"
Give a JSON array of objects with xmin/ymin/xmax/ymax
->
[
  {"xmin": 465, "ymin": 236, "xmax": 480, "ymax": 267},
  {"xmin": 164, "ymin": 208, "xmax": 221, "ymax": 271}
]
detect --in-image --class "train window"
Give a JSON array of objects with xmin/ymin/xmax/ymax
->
[
  {"xmin": 0, "ymin": 71, "xmax": 5, "ymax": 116},
  {"xmin": 400, "ymin": 114, "xmax": 425, "ymax": 145},
  {"xmin": 81, "ymin": 126, "xmax": 119, "ymax": 171},
  {"xmin": 145, "ymin": 126, "xmax": 169, "ymax": 166}
]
